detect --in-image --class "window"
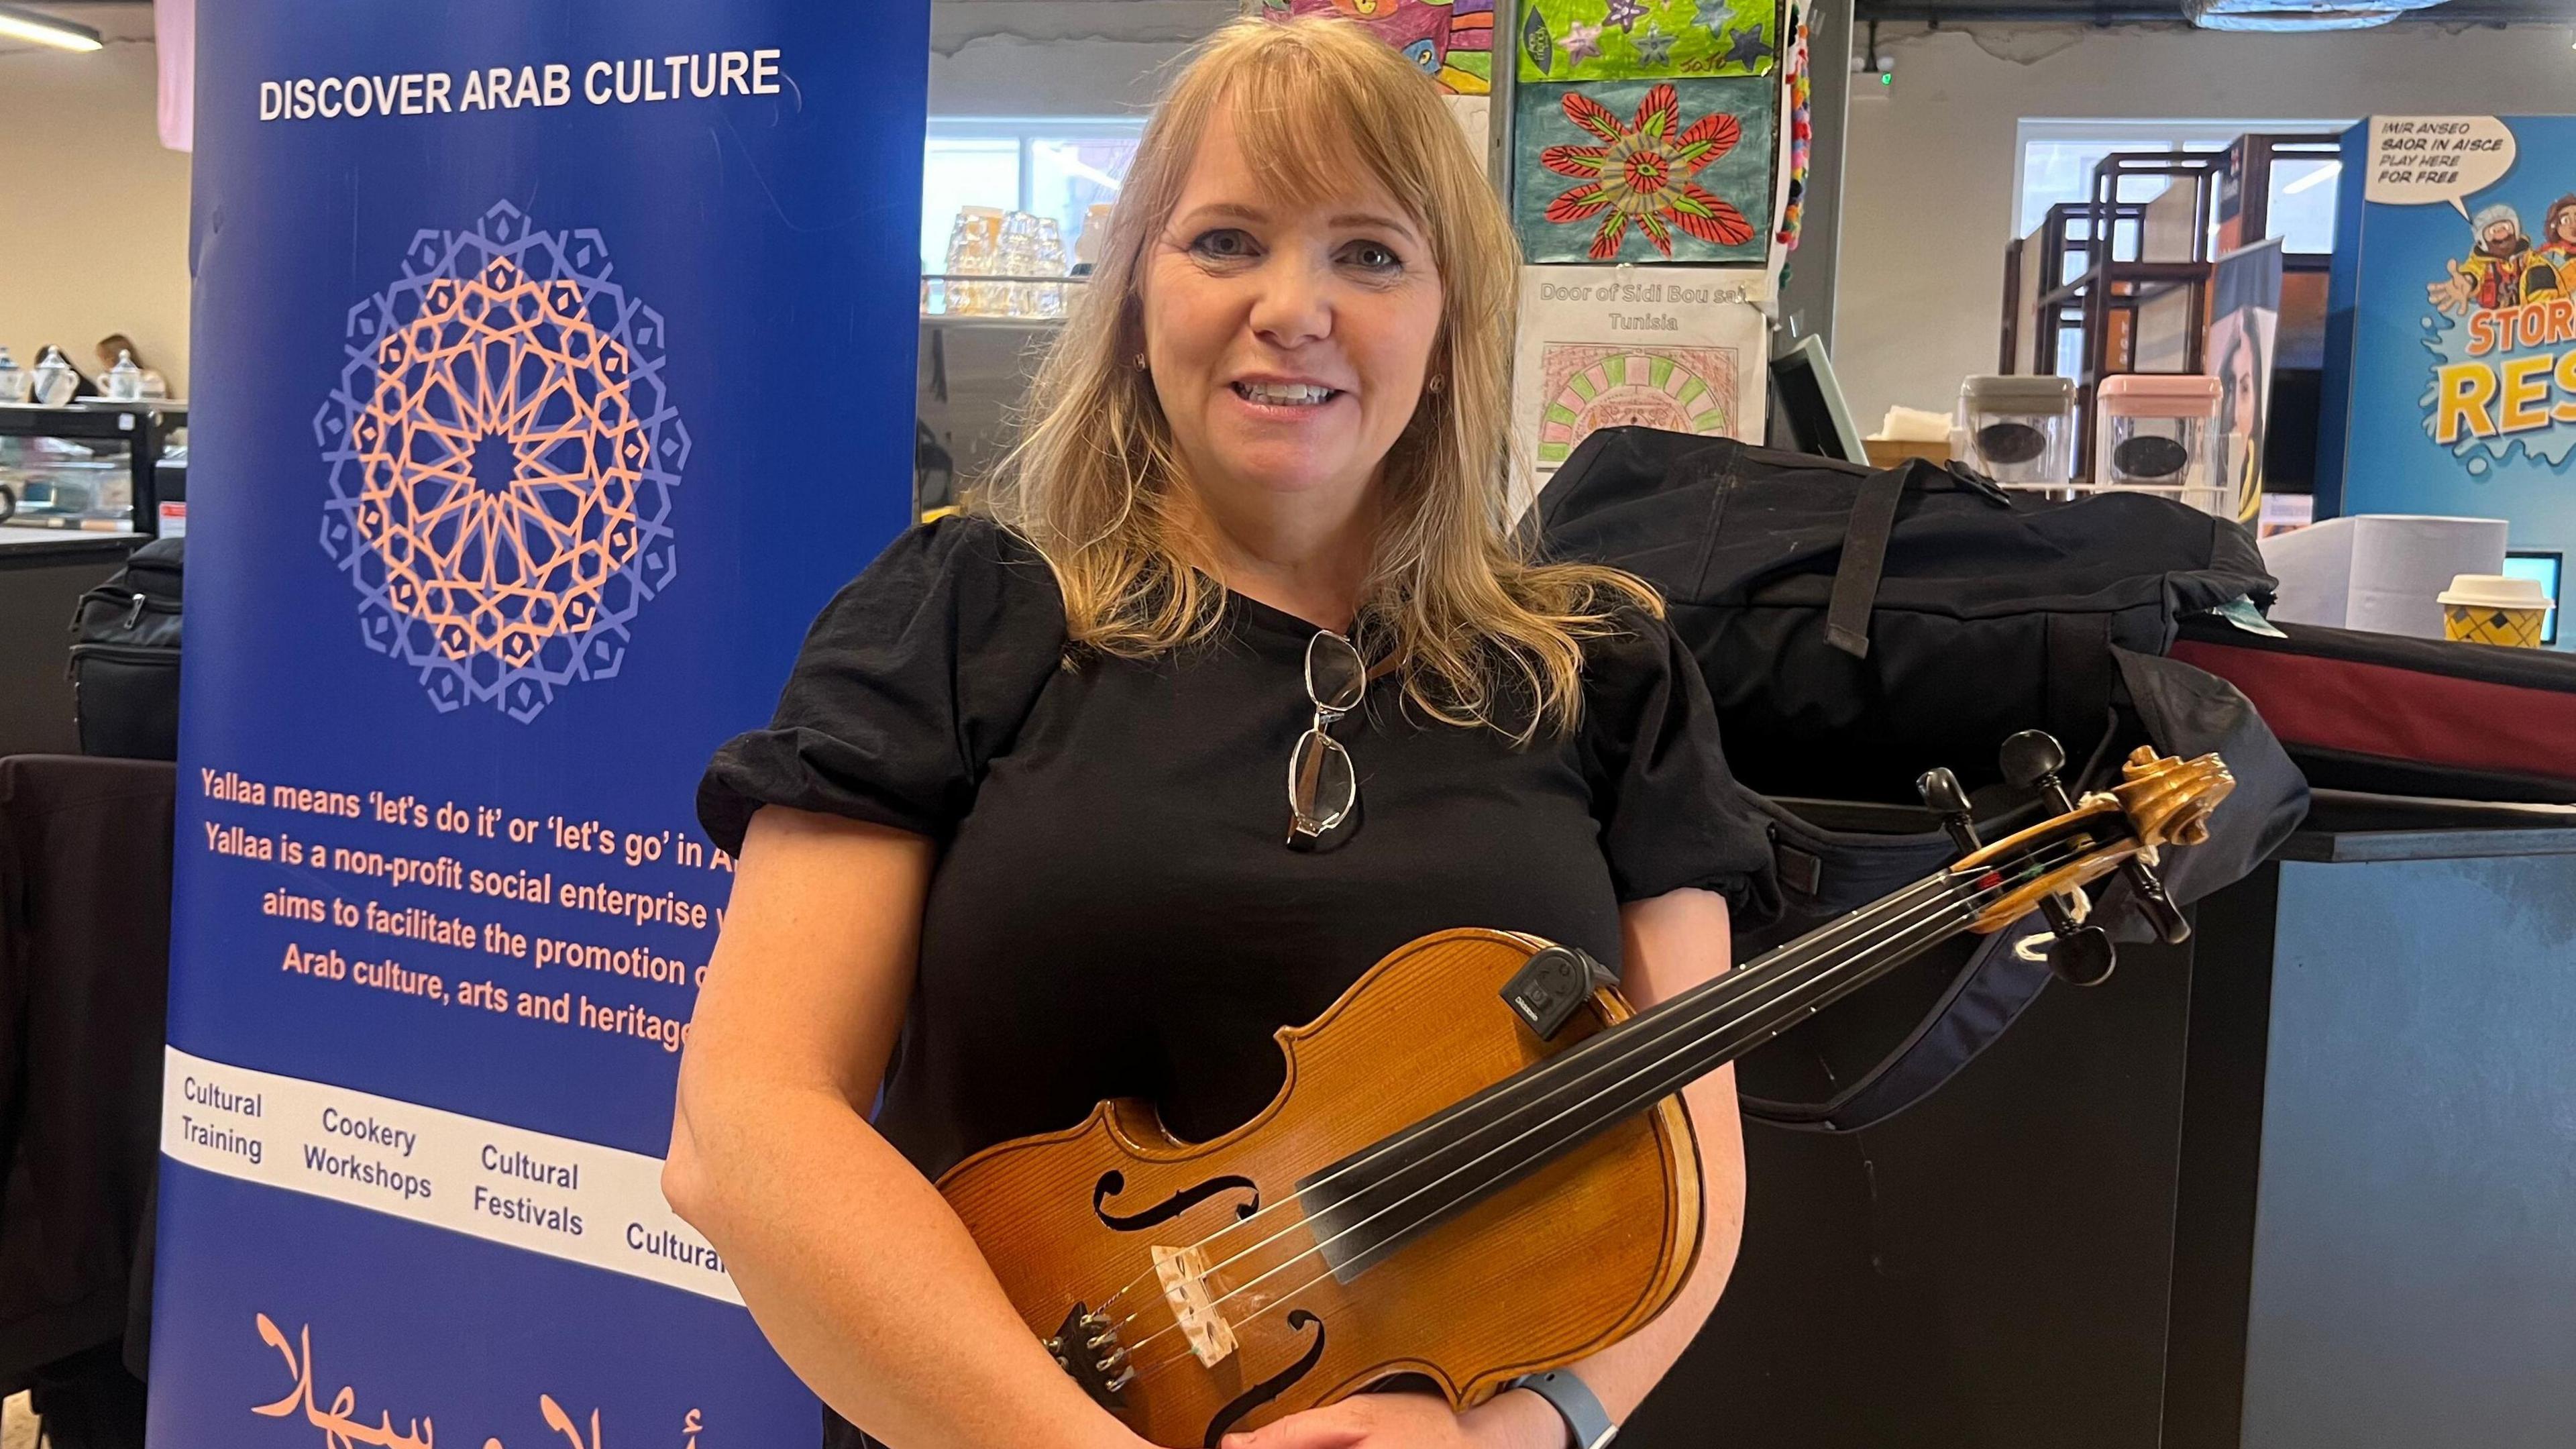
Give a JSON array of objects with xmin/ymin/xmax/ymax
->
[
  {"xmin": 2015, "ymin": 118, "xmax": 2350, "ymax": 254},
  {"xmin": 921, "ymin": 118, "xmax": 1147, "ymax": 276}
]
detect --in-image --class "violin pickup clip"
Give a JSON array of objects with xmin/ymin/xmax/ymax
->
[{"xmin": 1502, "ymin": 945, "xmax": 1615, "ymax": 1041}]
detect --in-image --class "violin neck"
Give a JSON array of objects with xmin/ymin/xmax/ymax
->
[{"xmin": 1294, "ymin": 871, "xmax": 1986, "ymax": 1281}]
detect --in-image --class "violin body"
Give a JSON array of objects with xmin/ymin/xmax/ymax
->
[
  {"xmin": 938, "ymin": 743, "xmax": 2241, "ymax": 1448},
  {"xmin": 938, "ymin": 928, "xmax": 1702, "ymax": 1447}
]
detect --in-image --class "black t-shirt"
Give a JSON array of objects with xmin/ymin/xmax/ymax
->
[{"xmin": 697, "ymin": 515, "xmax": 1774, "ymax": 1181}]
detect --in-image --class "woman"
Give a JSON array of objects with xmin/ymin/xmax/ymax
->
[{"xmin": 668, "ymin": 18, "xmax": 1773, "ymax": 1449}]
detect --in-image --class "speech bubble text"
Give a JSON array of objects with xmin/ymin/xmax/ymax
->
[{"xmin": 2367, "ymin": 116, "xmax": 2518, "ymax": 218}]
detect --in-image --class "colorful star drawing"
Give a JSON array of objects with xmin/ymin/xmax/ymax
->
[
  {"xmin": 1632, "ymin": 23, "xmax": 1676, "ymax": 66},
  {"xmin": 1604, "ymin": 0, "xmax": 1650, "ymax": 32},
  {"xmin": 1539, "ymin": 83, "xmax": 1755, "ymax": 259},
  {"xmin": 1723, "ymin": 23, "xmax": 1774, "ymax": 66},
  {"xmin": 1564, "ymin": 20, "xmax": 1604, "ymax": 62}
]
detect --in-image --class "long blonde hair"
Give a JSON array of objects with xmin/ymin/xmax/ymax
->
[{"xmin": 978, "ymin": 16, "xmax": 1656, "ymax": 739}]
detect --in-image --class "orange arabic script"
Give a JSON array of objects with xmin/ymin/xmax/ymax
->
[{"xmin": 253, "ymin": 1314, "xmax": 693, "ymax": 1449}]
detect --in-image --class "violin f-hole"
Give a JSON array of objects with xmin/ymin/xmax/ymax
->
[
  {"xmin": 1093, "ymin": 1171, "xmax": 1260, "ymax": 1232},
  {"xmin": 1200, "ymin": 1309, "xmax": 1327, "ymax": 1447}
]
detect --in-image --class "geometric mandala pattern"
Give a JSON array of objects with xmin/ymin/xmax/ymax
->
[{"xmin": 316, "ymin": 201, "xmax": 685, "ymax": 722}]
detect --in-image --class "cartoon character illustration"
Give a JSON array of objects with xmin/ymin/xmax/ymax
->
[
  {"xmin": 2536, "ymin": 193, "xmax": 2576, "ymax": 274},
  {"xmin": 2428, "ymin": 202, "xmax": 2561, "ymax": 315}
]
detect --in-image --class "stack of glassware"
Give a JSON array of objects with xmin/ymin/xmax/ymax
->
[
  {"xmin": 1031, "ymin": 217, "xmax": 1069, "ymax": 318},
  {"xmin": 933, "ymin": 207, "xmax": 1071, "ymax": 318},
  {"xmin": 941, "ymin": 206, "xmax": 1007, "ymax": 316}
]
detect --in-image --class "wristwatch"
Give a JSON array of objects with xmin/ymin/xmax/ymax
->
[{"xmin": 1509, "ymin": 1370, "xmax": 1617, "ymax": 1449}]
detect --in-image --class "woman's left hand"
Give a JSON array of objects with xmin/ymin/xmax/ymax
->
[{"xmin": 1217, "ymin": 1387, "xmax": 1560, "ymax": 1449}]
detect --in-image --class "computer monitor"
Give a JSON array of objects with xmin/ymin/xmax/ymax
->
[
  {"xmin": 1770, "ymin": 335, "xmax": 1867, "ymax": 464},
  {"xmin": 2504, "ymin": 549, "xmax": 2563, "ymax": 646}
]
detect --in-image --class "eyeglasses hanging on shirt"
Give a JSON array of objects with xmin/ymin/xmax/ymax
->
[{"xmin": 1287, "ymin": 630, "xmax": 1367, "ymax": 849}]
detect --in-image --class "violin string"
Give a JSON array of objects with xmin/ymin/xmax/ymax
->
[
  {"xmin": 1112, "ymin": 865, "xmax": 2004, "ymax": 1381},
  {"xmin": 1116, "ymin": 847, "xmax": 2080, "ymax": 1387},
  {"xmin": 1095, "ymin": 841, "xmax": 2078, "ymax": 1340},
  {"xmin": 1108, "ymin": 839, "xmax": 2097, "ymax": 1374},
  {"xmin": 1097, "ymin": 868, "xmax": 1970, "ymax": 1330},
  {"xmin": 1087, "ymin": 852, "xmax": 2006, "ymax": 1333}
]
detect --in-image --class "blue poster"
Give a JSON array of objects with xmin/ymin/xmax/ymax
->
[
  {"xmin": 2319, "ymin": 115, "xmax": 2576, "ymax": 559},
  {"xmin": 155, "ymin": 5, "xmax": 927, "ymax": 1446}
]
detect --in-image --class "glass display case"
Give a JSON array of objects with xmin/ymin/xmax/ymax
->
[{"xmin": 0, "ymin": 400, "xmax": 186, "ymax": 537}]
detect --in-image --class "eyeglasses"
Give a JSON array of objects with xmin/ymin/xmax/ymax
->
[{"xmin": 1287, "ymin": 629, "xmax": 1366, "ymax": 849}]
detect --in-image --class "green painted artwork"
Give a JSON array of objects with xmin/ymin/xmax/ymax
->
[
  {"xmin": 1515, "ymin": 0, "xmax": 1777, "ymax": 81},
  {"xmin": 1511, "ymin": 77, "xmax": 1774, "ymax": 264}
]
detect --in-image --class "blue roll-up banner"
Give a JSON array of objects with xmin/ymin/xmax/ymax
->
[{"xmin": 154, "ymin": 7, "xmax": 927, "ymax": 1444}]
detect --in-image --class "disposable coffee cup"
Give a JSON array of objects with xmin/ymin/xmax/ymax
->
[{"xmin": 2436, "ymin": 573, "xmax": 2554, "ymax": 648}]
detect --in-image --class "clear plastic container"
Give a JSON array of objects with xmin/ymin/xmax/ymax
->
[
  {"xmin": 1959, "ymin": 374, "xmax": 2077, "ymax": 488},
  {"xmin": 2094, "ymin": 374, "xmax": 2224, "ymax": 515}
]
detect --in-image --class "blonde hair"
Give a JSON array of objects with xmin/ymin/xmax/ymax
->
[{"xmin": 978, "ymin": 16, "xmax": 1656, "ymax": 739}]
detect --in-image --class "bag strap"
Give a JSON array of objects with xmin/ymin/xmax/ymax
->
[
  {"xmin": 1823, "ymin": 460, "xmax": 2016, "ymax": 660},
  {"xmin": 1824, "ymin": 464, "xmax": 1911, "ymax": 659}
]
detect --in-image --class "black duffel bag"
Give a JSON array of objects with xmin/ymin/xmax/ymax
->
[
  {"xmin": 1538, "ymin": 428, "xmax": 2277, "ymax": 802},
  {"xmin": 1539, "ymin": 429, "xmax": 2308, "ymax": 1130},
  {"xmin": 68, "ymin": 537, "xmax": 184, "ymax": 761}
]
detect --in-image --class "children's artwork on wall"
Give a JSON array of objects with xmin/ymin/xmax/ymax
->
[
  {"xmin": 1515, "ymin": 0, "xmax": 1776, "ymax": 81},
  {"xmin": 1509, "ymin": 264, "xmax": 1770, "ymax": 508},
  {"xmin": 1251, "ymin": 0, "xmax": 1496, "ymax": 94},
  {"xmin": 1538, "ymin": 343, "xmax": 1741, "ymax": 458},
  {"xmin": 1446, "ymin": 95, "xmax": 1494, "ymax": 174},
  {"xmin": 1511, "ymin": 78, "xmax": 1775, "ymax": 264}
]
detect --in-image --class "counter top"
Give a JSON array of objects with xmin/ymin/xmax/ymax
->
[{"xmin": 0, "ymin": 525, "xmax": 143, "ymax": 563}]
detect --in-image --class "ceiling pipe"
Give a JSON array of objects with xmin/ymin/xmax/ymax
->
[{"xmin": 0, "ymin": 3, "xmax": 104, "ymax": 51}]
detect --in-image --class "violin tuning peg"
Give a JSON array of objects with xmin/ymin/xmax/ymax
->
[
  {"xmin": 2047, "ymin": 924, "xmax": 2118, "ymax": 986},
  {"xmin": 1915, "ymin": 767, "xmax": 1982, "ymax": 856},
  {"xmin": 2118, "ymin": 857, "xmax": 2192, "ymax": 945},
  {"xmin": 1998, "ymin": 729, "xmax": 2068, "ymax": 794}
]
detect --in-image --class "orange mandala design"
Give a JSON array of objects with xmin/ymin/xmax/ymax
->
[
  {"xmin": 319, "ymin": 203, "xmax": 684, "ymax": 721},
  {"xmin": 353, "ymin": 256, "xmax": 642, "ymax": 667}
]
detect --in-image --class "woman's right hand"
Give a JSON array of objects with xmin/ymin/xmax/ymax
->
[{"xmin": 666, "ymin": 806, "xmax": 1153, "ymax": 1449}]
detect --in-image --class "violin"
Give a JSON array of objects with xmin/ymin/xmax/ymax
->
[{"xmin": 938, "ymin": 735, "xmax": 2233, "ymax": 1446}]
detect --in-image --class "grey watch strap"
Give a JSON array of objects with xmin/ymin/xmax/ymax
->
[{"xmin": 1511, "ymin": 1369, "xmax": 1617, "ymax": 1449}]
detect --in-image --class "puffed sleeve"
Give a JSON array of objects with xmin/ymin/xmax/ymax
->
[
  {"xmin": 696, "ymin": 515, "xmax": 1067, "ymax": 853},
  {"xmin": 1582, "ymin": 607, "xmax": 1779, "ymax": 922}
]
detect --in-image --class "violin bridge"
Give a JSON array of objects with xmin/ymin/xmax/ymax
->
[{"xmin": 1151, "ymin": 1244, "xmax": 1238, "ymax": 1367}]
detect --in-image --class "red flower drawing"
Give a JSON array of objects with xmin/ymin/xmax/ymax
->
[{"xmin": 1540, "ymin": 84, "xmax": 1756, "ymax": 260}]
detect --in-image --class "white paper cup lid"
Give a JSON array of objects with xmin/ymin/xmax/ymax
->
[{"xmin": 2437, "ymin": 573, "xmax": 2554, "ymax": 610}]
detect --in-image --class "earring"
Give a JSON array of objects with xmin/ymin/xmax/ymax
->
[
  {"xmin": 1133, "ymin": 353, "xmax": 1148, "ymax": 370},
  {"xmin": 1426, "ymin": 374, "xmax": 1446, "ymax": 395}
]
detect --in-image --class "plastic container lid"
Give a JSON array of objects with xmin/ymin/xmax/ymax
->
[
  {"xmin": 2438, "ymin": 573, "xmax": 2555, "ymax": 611},
  {"xmin": 1961, "ymin": 374, "xmax": 2076, "ymax": 409},
  {"xmin": 2097, "ymin": 373, "xmax": 2220, "ymax": 417}
]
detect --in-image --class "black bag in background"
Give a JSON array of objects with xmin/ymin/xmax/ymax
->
[
  {"xmin": 1539, "ymin": 429, "xmax": 2277, "ymax": 802},
  {"xmin": 1539, "ymin": 428, "xmax": 2308, "ymax": 1130},
  {"xmin": 68, "ymin": 537, "xmax": 184, "ymax": 761}
]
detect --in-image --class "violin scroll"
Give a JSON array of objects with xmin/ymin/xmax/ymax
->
[{"xmin": 1942, "ymin": 735, "xmax": 2236, "ymax": 982}]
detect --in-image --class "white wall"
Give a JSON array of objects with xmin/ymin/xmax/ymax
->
[
  {"xmin": 0, "ymin": 4, "xmax": 191, "ymax": 393},
  {"xmin": 1835, "ymin": 21, "xmax": 2576, "ymax": 430}
]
